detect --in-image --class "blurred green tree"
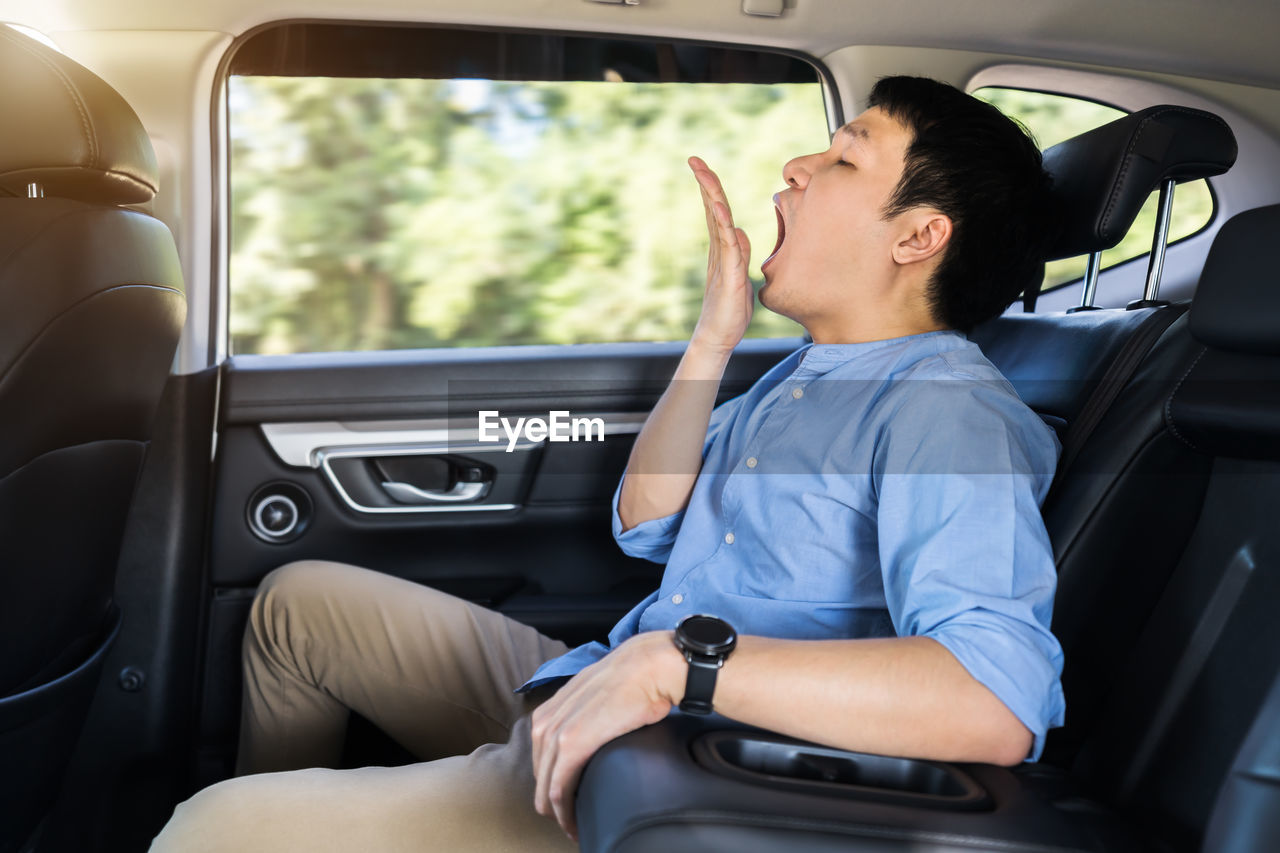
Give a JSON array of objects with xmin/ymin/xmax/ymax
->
[{"xmin": 229, "ymin": 77, "xmax": 828, "ymax": 354}]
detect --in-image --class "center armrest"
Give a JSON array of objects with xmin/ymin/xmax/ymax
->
[{"xmin": 575, "ymin": 712, "xmax": 1142, "ymax": 853}]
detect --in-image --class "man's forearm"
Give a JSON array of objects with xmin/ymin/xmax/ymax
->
[
  {"xmin": 531, "ymin": 630, "xmax": 1033, "ymax": 839},
  {"xmin": 616, "ymin": 341, "xmax": 732, "ymax": 531},
  {"xmin": 643, "ymin": 632, "xmax": 1033, "ymax": 766}
]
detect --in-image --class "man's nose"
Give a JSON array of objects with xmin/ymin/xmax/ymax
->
[{"xmin": 782, "ymin": 152, "xmax": 817, "ymax": 189}]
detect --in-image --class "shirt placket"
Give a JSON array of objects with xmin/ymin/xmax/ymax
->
[{"xmin": 719, "ymin": 370, "xmax": 814, "ymax": 547}]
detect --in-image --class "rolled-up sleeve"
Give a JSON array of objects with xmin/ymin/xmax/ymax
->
[
  {"xmin": 611, "ymin": 483, "xmax": 685, "ymax": 562},
  {"xmin": 874, "ymin": 380, "xmax": 1065, "ymax": 761},
  {"xmin": 610, "ymin": 393, "xmax": 745, "ymax": 564}
]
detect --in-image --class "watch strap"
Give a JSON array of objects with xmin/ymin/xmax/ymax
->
[{"xmin": 679, "ymin": 656, "xmax": 720, "ymax": 714}]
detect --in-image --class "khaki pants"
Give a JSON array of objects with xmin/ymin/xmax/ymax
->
[{"xmin": 150, "ymin": 560, "xmax": 577, "ymax": 853}]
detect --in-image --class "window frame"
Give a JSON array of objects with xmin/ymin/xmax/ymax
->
[{"xmin": 210, "ymin": 18, "xmax": 843, "ymax": 361}]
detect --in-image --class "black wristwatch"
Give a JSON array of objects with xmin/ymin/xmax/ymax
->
[{"xmin": 673, "ymin": 614, "xmax": 737, "ymax": 715}]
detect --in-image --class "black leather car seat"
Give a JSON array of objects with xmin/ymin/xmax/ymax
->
[
  {"xmin": 0, "ymin": 26, "xmax": 186, "ymax": 851},
  {"xmin": 1044, "ymin": 204, "xmax": 1280, "ymax": 850},
  {"xmin": 968, "ymin": 105, "xmax": 1239, "ymax": 768}
]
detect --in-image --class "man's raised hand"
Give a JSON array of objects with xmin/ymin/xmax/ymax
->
[
  {"xmin": 615, "ymin": 158, "xmax": 749, "ymax": 530},
  {"xmin": 688, "ymin": 157, "xmax": 753, "ymax": 355}
]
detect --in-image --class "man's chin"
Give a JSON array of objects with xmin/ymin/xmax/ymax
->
[
  {"xmin": 757, "ymin": 279, "xmax": 776, "ymax": 311},
  {"xmin": 756, "ymin": 279, "xmax": 792, "ymax": 321}
]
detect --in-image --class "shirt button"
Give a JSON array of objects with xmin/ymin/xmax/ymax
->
[
  {"xmin": 724, "ymin": 532, "xmax": 735, "ymax": 544},
  {"xmin": 791, "ymin": 387, "xmax": 804, "ymax": 399},
  {"xmin": 746, "ymin": 456, "xmax": 758, "ymax": 468},
  {"xmin": 671, "ymin": 593, "xmax": 684, "ymax": 605}
]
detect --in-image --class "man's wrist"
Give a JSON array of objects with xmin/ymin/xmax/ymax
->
[
  {"xmin": 680, "ymin": 337, "xmax": 735, "ymax": 379},
  {"xmin": 646, "ymin": 630, "xmax": 686, "ymax": 707}
]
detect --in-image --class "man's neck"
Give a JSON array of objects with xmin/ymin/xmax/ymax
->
[
  {"xmin": 805, "ymin": 313, "xmax": 947, "ymax": 345},
  {"xmin": 785, "ymin": 266, "xmax": 947, "ymax": 344}
]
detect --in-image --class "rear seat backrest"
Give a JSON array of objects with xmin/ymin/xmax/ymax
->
[
  {"xmin": 968, "ymin": 106, "xmax": 1239, "ymax": 790},
  {"xmin": 1047, "ymin": 205, "xmax": 1280, "ymax": 850},
  {"xmin": 972, "ymin": 308, "xmax": 1158, "ymax": 439}
]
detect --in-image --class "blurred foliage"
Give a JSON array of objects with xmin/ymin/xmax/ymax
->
[
  {"xmin": 228, "ymin": 77, "xmax": 828, "ymax": 354},
  {"xmin": 974, "ymin": 87, "xmax": 1215, "ymax": 295}
]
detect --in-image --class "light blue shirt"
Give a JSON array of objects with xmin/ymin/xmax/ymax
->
[{"xmin": 521, "ymin": 330, "xmax": 1065, "ymax": 761}]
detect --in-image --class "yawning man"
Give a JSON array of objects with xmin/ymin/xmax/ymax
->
[{"xmin": 152, "ymin": 76, "xmax": 1063, "ymax": 852}]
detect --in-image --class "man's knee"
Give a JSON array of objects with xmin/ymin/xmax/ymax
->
[
  {"xmin": 244, "ymin": 560, "xmax": 355, "ymax": 667},
  {"xmin": 249, "ymin": 560, "xmax": 368, "ymax": 629},
  {"xmin": 150, "ymin": 776, "xmax": 259, "ymax": 852},
  {"xmin": 254, "ymin": 559, "xmax": 347, "ymax": 606}
]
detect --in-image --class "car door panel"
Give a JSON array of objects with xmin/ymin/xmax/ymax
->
[{"xmin": 196, "ymin": 337, "xmax": 800, "ymax": 777}]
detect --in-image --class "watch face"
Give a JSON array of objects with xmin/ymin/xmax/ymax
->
[{"xmin": 678, "ymin": 615, "xmax": 737, "ymax": 655}]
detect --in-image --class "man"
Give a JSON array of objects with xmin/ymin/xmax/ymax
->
[{"xmin": 151, "ymin": 76, "xmax": 1062, "ymax": 851}]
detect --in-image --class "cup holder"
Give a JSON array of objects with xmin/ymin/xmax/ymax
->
[{"xmin": 691, "ymin": 730, "xmax": 992, "ymax": 811}]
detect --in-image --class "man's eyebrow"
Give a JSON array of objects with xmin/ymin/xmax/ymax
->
[{"xmin": 838, "ymin": 123, "xmax": 870, "ymax": 143}]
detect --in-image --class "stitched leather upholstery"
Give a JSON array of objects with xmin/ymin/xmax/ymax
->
[
  {"xmin": 0, "ymin": 27, "xmax": 158, "ymax": 203},
  {"xmin": 1041, "ymin": 105, "xmax": 1237, "ymax": 259},
  {"xmin": 1187, "ymin": 204, "xmax": 1280, "ymax": 355}
]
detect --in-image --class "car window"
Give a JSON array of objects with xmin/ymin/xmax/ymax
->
[
  {"xmin": 973, "ymin": 87, "xmax": 1215, "ymax": 297},
  {"xmin": 226, "ymin": 23, "xmax": 831, "ymax": 355}
]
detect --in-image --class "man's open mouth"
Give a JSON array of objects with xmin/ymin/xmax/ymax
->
[{"xmin": 762, "ymin": 195, "xmax": 786, "ymax": 268}]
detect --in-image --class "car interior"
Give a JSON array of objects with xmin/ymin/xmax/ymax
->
[{"xmin": 1, "ymin": 1, "xmax": 1278, "ymax": 852}]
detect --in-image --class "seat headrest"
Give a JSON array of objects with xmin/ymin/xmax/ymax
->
[
  {"xmin": 1042, "ymin": 105, "xmax": 1237, "ymax": 261},
  {"xmin": 0, "ymin": 27, "xmax": 158, "ymax": 204},
  {"xmin": 1189, "ymin": 205, "xmax": 1280, "ymax": 355}
]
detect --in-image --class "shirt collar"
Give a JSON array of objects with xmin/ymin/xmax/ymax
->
[{"xmin": 792, "ymin": 329, "xmax": 966, "ymax": 377}]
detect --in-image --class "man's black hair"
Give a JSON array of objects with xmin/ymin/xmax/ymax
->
[{"xmin": 867, "ymin": 76, "xmax": 1055, "ymax": 332}]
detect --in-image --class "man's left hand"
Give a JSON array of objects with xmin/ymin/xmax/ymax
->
[{"xmin": 531, "ymin": 631, "xmax": 682, "ymax": 840}]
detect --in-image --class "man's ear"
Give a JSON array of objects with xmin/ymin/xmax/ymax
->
[{"xmin": 892, "ymin": 212, "xmax": 952, "ymax": 266}]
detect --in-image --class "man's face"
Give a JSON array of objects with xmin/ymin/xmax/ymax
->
[{"xmin": 759, "ymin": 106, "xmax": 914, "ymax": 329}]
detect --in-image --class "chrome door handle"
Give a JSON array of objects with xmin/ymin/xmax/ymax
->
[{"xmin": 380, "ymin": 479, "xmax": 491, "ymax": 504}]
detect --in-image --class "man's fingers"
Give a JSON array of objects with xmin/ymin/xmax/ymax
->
[
  {"xmin": 714, "ymin": 201, "xmax": 738, "ymax": 239},
  {"xmin": 535, "ymin": 712, "xmax": 585, "ymax": 839},
  {"xmin": 531, "ymin": 671, "xmax": 590, "ymax": 816},
  {"xmin": 531, "ymin": 694, "xmax": 570, "ymax": 816},
  {"xmin": 688, "ymin": 155, "xmax": 718, "ymax": 193},
  {"xmin": 531, "ymin": 708, "xmax": 547, "ymax": 812},
  {"xmin": 695, "ymin": 167, "xmax": 739, "ymax": 255},
  {"xmin": 529, "ymin": 637, "xmax": 682, "ymax": 841},
  {"xmin": 533, "ymin": 718, "xmax": 558, "ymax": 818},
  {"xmin": 530, "ymin": 698, "xmax": 556, "ymax": 780},
  {"xmin": 693, "ymin": 162, "xmax": 724, "ymax": 251},
  {"xmin": 530, "ymin": 709, "xmax": 542, "ymax": 772},
  {"xmin": 549, "ymin": 748, "xmax": 584, "ymax": 840},
  {"xmin": 704, "ymin": 177, "xmax": 733, "ymax": 224},
  {"xmin": 736, "ymin": 227, "xmax": 750, "ymax": 257},
  {"xmin": 689, "ymin": 157, "xmax": 734, "ymax": 219}
]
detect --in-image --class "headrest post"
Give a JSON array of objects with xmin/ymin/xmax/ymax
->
[
  {"xmin": 1065, "ymin": 252, "xmax": 1103, "ymax": 314},
  {"xmin": 1142, "ymin": 178, "xmax": 1177, "ymax": 303},
  {"xmin": 26, "ymin": 182, "xmax": 44, "ymax": 199}
]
